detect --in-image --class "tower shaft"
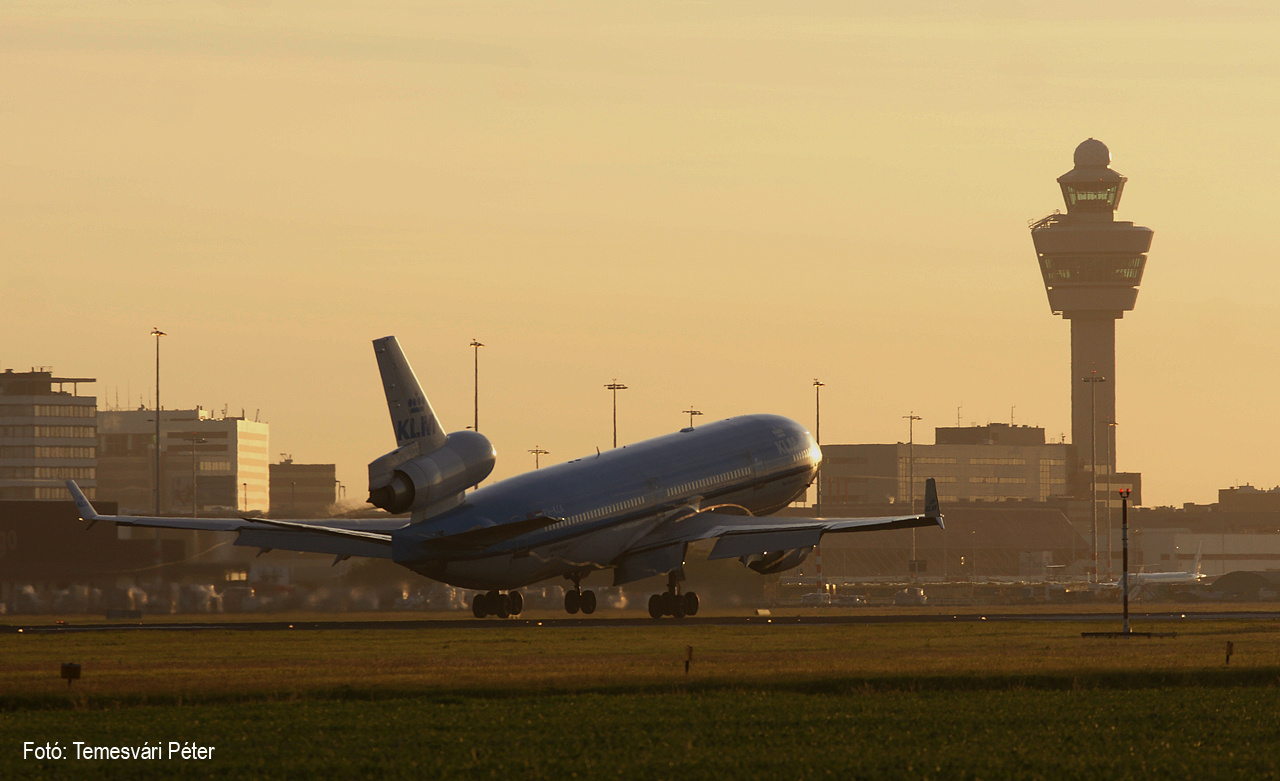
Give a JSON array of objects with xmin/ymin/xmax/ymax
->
[{"xmin": 1069, "ymin": 313, "xmax": 1116, "ymax": 475}]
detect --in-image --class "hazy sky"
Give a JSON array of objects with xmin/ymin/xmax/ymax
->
[{"xmin": 4, "ymin": 1, "xmax": 1278, "ymax": 508}]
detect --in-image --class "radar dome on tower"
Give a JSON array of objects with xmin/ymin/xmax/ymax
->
[{"xmin": 1073, "ymin": 138, "xmax": 1111, "ymax": 168}]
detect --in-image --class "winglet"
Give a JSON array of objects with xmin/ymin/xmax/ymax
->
[
  {"xmin": 924, "ymin": 478, "xmax": 945, "ymax": 530},
  {"xmin": 64, "ymin": 480, "xmax": 101, "ymax": 524}
]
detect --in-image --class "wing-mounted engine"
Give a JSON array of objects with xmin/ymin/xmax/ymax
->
[
  {"xmin": 367, "ymin": 430, "xmax": 495, "ymax": 518},
  {"xmin": 741, "ymin": 546, "xmax": 812, "ymax": 575}
]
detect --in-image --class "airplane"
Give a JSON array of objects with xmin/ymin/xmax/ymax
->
[
  {"xmin": 1102, "ymin": 543, "xmax": 1207, "ymax": 599},
  {"xmin": 66, "ymin": 336, "xmax": 944, "ymax": 619}
]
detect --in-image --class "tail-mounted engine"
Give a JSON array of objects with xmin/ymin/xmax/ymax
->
[
  {"xmin": 367, "ymin": 430, "xmax": 495, "ymax": 516},
  {"xmin": 741, "ymin": 546, "xmax": 812, "ymax": 575}
]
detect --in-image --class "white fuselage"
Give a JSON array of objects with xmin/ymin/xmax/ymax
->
[{"xmin": 391, "ymin": 414, "xmax": 820, "ymax": 590}]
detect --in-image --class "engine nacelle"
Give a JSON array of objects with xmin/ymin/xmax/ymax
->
[
  {"xmin": 367, "ymin": 430, "xmax": 495, "ymax": 515},
  {"xmin": 741, "ymin": 546, "xmax": 812, "ymax": 575}
]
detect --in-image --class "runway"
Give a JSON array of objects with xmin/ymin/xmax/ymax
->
[{"xmin": 6, "ymin": 609, "xmax": 1279, "ymax": 634}]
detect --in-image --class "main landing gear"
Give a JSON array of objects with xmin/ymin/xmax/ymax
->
[
  {"xmin": 649, "ymin": 571, "xmax": 699, "ymax": 619},
  {"xmin": 472, "ymin": 590, "xmax": 523, "ymax": 618},
  {"xmin": 564, "ymin": 572, "xmax": 597, "ymax": 615}
]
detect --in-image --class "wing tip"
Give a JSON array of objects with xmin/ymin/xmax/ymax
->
[{"xmin": 64, "ymin": 479, "xmax": 100, "ymax": 521}]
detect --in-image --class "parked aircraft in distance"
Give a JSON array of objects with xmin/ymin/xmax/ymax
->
[
  {"xmin": 68, "ymin": 336, "xmax": 944, "ymax": 619},
  {"xmin": 1111, "ymin": 540, "xmax": 1198, "ymax": 583},
  {"xmin": 1103, "ymin": 543, "xmax": 1207, "ymax": 599}
]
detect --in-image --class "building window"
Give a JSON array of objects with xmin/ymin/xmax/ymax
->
[{"xmin": 0, "ymin": 425, "xmax": 96, "ymax": 438}]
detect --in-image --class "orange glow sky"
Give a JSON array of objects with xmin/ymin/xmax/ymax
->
[{"xmin": 4, "ymin": 2, "xmax": 1278, "ymax": 508}]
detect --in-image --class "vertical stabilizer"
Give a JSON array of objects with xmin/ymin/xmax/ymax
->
[
  {"xmin": 373, "ymin": 337, "xmax": 448, "ymax": 451},
  {"xmin": 1192, "ymin": 542, "xmax": 1203, "ymax": 575}
]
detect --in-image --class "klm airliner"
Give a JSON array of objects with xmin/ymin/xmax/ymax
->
[{"xmin": 67, "ymin": 336, "xmax": 944, "ymax": 619}]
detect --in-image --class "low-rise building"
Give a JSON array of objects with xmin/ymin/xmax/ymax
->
[
  {"xmin": 819, "ymin": 423, "xmax": 1073, "ymax": 508},
  {"xmin": 97, "ymin": 408, "xmax": 269, "ymax": 515},
  {"xmin": 269, "ymin": 459, "xmax": 337, "ymax": 518}
]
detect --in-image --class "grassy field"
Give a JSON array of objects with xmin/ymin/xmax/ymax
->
[{"xmin": 3, "ymin": 616, "xmax": 1279, "ymax": 779}]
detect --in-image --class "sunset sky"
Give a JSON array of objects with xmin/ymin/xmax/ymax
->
[{"xmin": 4, "ymin": 1, "xmax": 1278, "ymax": 508}]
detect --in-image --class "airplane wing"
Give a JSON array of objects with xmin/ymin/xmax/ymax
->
[
  {"xmin": 622, "ymin": 478, "xmax": 944, "ymax": 563},
  {"xmin": 65, "ymin": 480, "xmax": 400, "ymax": 559}
]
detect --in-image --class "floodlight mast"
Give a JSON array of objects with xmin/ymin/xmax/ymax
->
[
  {"xmin": 1120, "ymin": 488, "xmax": 1132, "ymax": 635},
  {"xmin": 470, "ymin": 339, "xmax": 484, "ymax": 432},
  {"xmin": 529, "ymin": 446, "xmax": 549, "ymax": 469},
  {"xmin": 151, "ymin": 327, "xmax": 166, "ymax": 515},
  {"xmin": 604, "ymin": 380, "xmax": 627, "ymax": 448},
  {"xmin": 813, "ymin": 379, "xmax": 824, "ymax": 517}
]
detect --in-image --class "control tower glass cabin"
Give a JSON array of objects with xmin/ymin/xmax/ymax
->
[{"xmin": 1030, "ymin": 139, "xmax": 1153, "ymax": 483}]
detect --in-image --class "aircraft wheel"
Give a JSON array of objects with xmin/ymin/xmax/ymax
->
[
  {"xmin": 648, "ymin": 594, "xmax": 664, "ymax": 619},
  {"xmin": 564, "ymin": 589, "xmax": 581, "ymax": 615},
  {"xmin": 683, "ymin": 591, "xmax": 700, "ymax": 617},
  {"xmin": 507, "ymin": 590, "xmax": 523, "ymax": 615},
  {"xmin": 471, "ymin": 593, "xmax": 488, "ymax": 619},
  {"xmin": 486, "ymin": 590, "xmax": 506, "ymax": 619},
  {"xmin": 580, "ymin": 590, "xmax": 597, "ymax": 615},
  {"xmin": 670, "ymin": 594, "xmax": 686, "ymax": 619}
]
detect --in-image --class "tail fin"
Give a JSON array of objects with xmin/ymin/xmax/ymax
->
[
  {"xmin": 1192, "ymin": 542, "xmax": 1203, "ymax": 575},
  {"xmin": 373, "ymin": 337, "xmax": 447, "ymax": 451}
]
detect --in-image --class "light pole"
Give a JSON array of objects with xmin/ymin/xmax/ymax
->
[
  {"xmin": 682, "ymin": 407, "xmax": 702, "ymax": 428},
  {"xmin": 1120, "ymin": 488, "xmax": 1132, "ymax": 634},
  {"xmin": 150, "ymin": 327, "xmax": 166, "ymax": 586},
  {"xmin": 1106, "ymin": 419, "xmax": 1117, "ymax": 581},
  {"xmin": 604, "ymin": 380, "xmax": 627, "ymax": 448},
  {"xmin": 529, "ymin": 446, "xmax": 549, "ymax": 469},
  {"xmin": 151, "ymin": 327, "xmax": 166, "ymax": 514},
  {"xmin": 1083, "ymin": 370, "xmax": 1107, "ymax": 582},
  {"xmin": 813, "ymin": 380, "xmax": 824, "ymax": 516},
  {"xmin": 904, "ymin": 411, "xmax": 922, "ymax": 579},
  {"xmin": 470, "ymin": 339, "xmax": 484, "ymax": 432}
]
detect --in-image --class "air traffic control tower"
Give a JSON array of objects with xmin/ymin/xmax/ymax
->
[{"xmin": 1030, "ymin": 139, "xmax": 1152, "ymax": 500}]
